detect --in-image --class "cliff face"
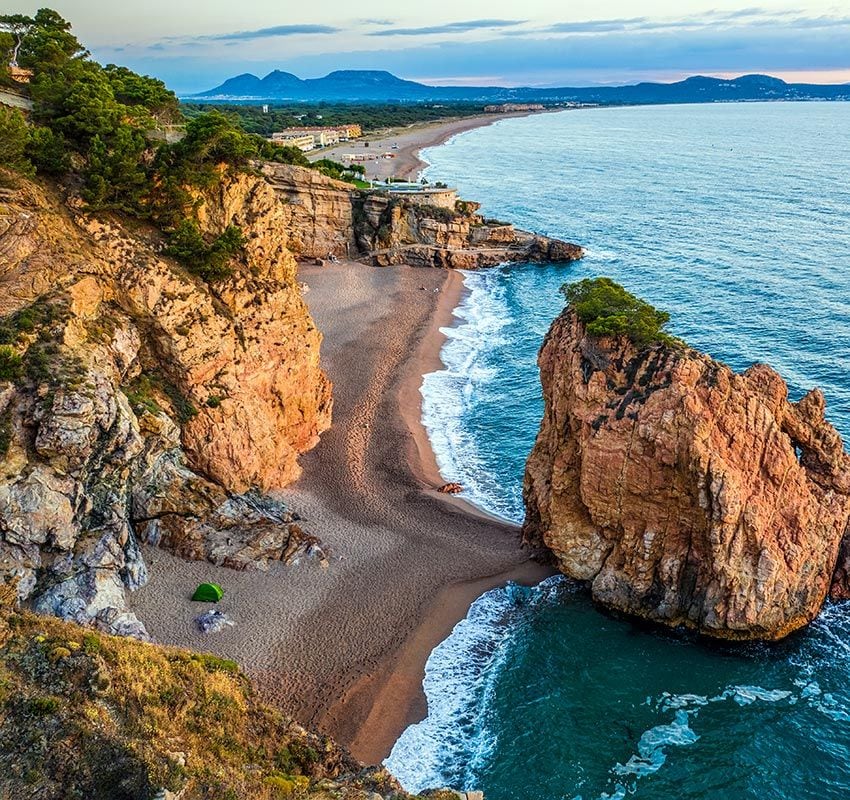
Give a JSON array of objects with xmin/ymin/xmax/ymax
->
[
  {"xmin": 355, "ymin": 194, "xmax": 583, "ymax": 269},
  {"xmin": 0, "ymin": 174, "xmax": 331, "ymax": 636},
  {"xmin": 261, "ymin": 163, "xmax": 358, "ymax": 259},
  {"xmin": 523, "ymin": 309, "xmax": 850, "ymax": 640},
  {"xmin": 260, "ymin": 164, "xmax": 583, "ymax": 268}
]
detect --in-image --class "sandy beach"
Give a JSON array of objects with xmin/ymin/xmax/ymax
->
[
  {"xmin": 130, "ymin": 259, "xmax": 552, "ymax": 764},
  {"xmin": 310, "ymin": 111, "xmax": 543, "ymax": 181}
]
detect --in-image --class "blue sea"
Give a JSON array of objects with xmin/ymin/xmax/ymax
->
[{"xmin": 385, "ymin": 103, "xmax": 850, "ymax": 799}]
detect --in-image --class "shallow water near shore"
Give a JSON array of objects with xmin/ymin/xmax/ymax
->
[{"xmin": 387, "ymin": 103, "xmax": 850, "ymax": 798}]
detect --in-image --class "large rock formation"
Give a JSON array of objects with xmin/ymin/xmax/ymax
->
[
  {"xmin": 0, "ymin": 173, "xmax": 331, "ymax": 636},
  {"xmin": 523, "ymin": 308, "xmax": 850, "ymax": 640},
  {"xmin": 354, "ymin": 193, "xmax": 583, "ymax": 269},
  {"xmin": 261, "ymin": 163, "xmax": 584, "ymax": 268},
  {"xmin": 262, "ymin": 163, "xmax": 359, "ymax": 260}
]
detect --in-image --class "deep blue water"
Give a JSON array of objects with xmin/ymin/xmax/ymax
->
[{"xmin": 386, "ymin": 103, "xmax": 850, "ymax": 799}]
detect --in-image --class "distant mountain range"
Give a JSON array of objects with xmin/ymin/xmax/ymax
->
[{"xmin": 192, "ymin": 70, "xmax": 850, "ymax": 104}]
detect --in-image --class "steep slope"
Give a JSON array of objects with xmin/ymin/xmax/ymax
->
[
  {"xmin": 0, "ymin": 589, "xmax": 416, "ymax": 800},
  {"xmin": 0, "ymin": 172, "xmax": 331, "ymax": 637},
  {"xmin": 523, "ymin": 306, "xmax": 850, "ymax": 640}
]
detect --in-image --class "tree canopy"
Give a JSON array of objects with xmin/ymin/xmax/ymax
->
[
  {"xmin": 0, "ymin": 9, "xmax": 362, "ymax": 283},
  {"xmin": 0, "ymin": 106, "xmax": 33, "ymax": 175},
  {"xmin": 561, "ymin": 277, "xmax": 680, "ymax": 348}
]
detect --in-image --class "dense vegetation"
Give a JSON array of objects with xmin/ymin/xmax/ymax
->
[
  {"xmin": 0, "ymin": 589, "xmax": 416, "ymax": 800},
  {"xmin": 562, "ymin": 277, "xmax": 681, "ymax": 347},
  {"xmin": 0, "ymin": 10, "xmax": 355, "ymax": 282},
  {"xmin": 182, "ymin": 101, "xmax": 488, "ymax": 136}
]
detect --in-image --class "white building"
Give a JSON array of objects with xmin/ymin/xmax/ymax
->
[{"xmin": 269, "ymin": 132, "xmax": 316, "ymax": 152}]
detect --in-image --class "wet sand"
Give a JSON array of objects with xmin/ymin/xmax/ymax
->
[
  {"xmin": 130, "ymin": 260, "xmax": 552, "ymax": 765},
  {"xmin": 310, "ymin": 112, "xmax": 543, "ymax": 181}
]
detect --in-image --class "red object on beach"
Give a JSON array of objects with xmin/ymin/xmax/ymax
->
[{"xmin": 438, "ymin": 482, "xmax": 463, "ymax": 494}]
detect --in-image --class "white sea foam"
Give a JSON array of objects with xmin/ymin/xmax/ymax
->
[
  {"xmin": 384, "ymin": 582, "xmax": 515, "ymax": 792},
  {"xmin": 385, "ymin": 577, "xmax": 566, "ymax": 793},
  {"xmin": 420, "ymin": 268, "xmax": 523, "ymax": 522}
]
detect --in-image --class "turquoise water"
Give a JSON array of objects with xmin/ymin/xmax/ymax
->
[{"xmin": 386, "ymin": 103, "xmax": 850, "ymax": 799}]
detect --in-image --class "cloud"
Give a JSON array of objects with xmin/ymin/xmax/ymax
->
[
  {"xmin": 521, "ymin": 10, "xmax": 849, "ymax": 38},
  {"xmin": 204, "ymin": 24, "xmax": 340, "ymax": 42},
  {"xmin": 544, "ymin": 18, "xmax": 649, "ymax": 34},
  {"xmin": 104, "ymin": 9, "xmax": 850, "ymax": 94},
  {"xmin": 275, "ymin": 16, "xmax": 850, "ymax": 85},
  {"xmin": 368, "ymin": 19, "xmax": 527, "ymax": 37}
]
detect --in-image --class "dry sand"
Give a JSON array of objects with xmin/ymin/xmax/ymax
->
[
  {"xmin": 130, "ymin": 260, "xmax": 552, "ymax": 764},
  {"xmin": 310, "ymin": 112, "xmax": 542, "ymax": 181}
]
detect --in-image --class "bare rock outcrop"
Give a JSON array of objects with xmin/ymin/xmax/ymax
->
[
  {"xmin": 0, "ymin": 174, "xmax": 331, "ymax": 635},
  {"xmin": 259, "ymin": 163, "xmax": 583, "ymax": 268},
  {"xmin": 354, "ymin": 193, "xmax": 584, "ymax": 269},
  {"xmin": 261, "ymin": 163, "xmax": 358, "ymax": 259},
  {"xmin": 523, "ymin": 309, "xmax": 850, "ymax": 640}
]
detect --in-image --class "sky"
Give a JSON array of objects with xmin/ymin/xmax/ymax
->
[{"xmin": 6, "ymin": 1, "xmax": 850, "ymax": 94}]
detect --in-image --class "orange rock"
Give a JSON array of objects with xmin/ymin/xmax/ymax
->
[
  {"xmin": 523, "ymin": 309, "xmax": 850, "ymax": 640},
  {"xmin": 438, "ymin": 482, "xmax": 464, "ymax": 495}
]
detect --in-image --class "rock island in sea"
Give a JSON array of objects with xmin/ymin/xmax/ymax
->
[{"xmin": 523, "ymin": 278, "xmax": 850, "ymax": 640}]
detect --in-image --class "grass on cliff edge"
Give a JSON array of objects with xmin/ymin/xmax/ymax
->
[
  {"xmin": 562, "ymin": 277, "xmax": 683, "ymax": 348},
  {"xmin": 0, "ymin": 587, "xmax": 410, "ymax": 800}
]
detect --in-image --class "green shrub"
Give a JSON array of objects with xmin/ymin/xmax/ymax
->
[
  {"xmin": 263, "ymin": 774, "xmax": 309, "ymax": 798},
  {"xmin": 0, "ymin": 346, "xmax": 23, "ymax": 382},
  {"xmin": 25, "ymin": 126, "xmax": 71, "ymax": 175},
  {"xmin": 122, "ymin": 373, "xmax": 163, "ymax": 416},
  {"xmin": 123, "ymin": 371, "xmax": 197, "ymax": 423},
  {"xmin": 192, "ymin": 653, "xmax": 239, "ymax": 675},
  {"xmin": 28, "ymin": 696, "xmax": 60, "ymax": 715},
  {"xmin": 561, "ymin": 277, "xmax": 681, "ymax": 348},
  {"xmin": 80, "ymin": 126, "xmax": 148, "ymax": 212},
  {"xmin": 165, "ymin": 220, "xmax": 244, "ymax": 283}
]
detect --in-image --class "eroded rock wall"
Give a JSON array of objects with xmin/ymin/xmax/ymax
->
[
  {"xmin": 258, "ymin": 164, "xmax": 583, "ymax": 268},
  {"xmin": 522, "ymin": 309, "xmax": 850, "ymax": 640},
  {"xmin": 0, "ymin": 174, "xmax": 331, "ymax": 636},
  {"xmin": 355, "ymin": 193, "xmax": 584, "ymax": 269}
]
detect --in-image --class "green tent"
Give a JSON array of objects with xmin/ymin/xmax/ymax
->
[{"xmin": 191, "ymin": 582, "xmax": 223, "ymax": 603}]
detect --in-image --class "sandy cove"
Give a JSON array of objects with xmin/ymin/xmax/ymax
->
[
  {"xmin": 310, "ymin": 111, "xmax": 545, "ymax": 181},
  {"xmin": 130, "ymin": 260, "xmax": 553, "ymax": 764}
]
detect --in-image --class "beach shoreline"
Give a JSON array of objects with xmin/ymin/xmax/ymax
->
[
  {"xmin": 131, "ymin": 111, "xmax": 555, "ymax": 766},
  {"xmin": 130, "ymin": 255, "xmax": 552, "ymax": 766},
  {"xmin": 310, "ymin": 110, "xmax": 547, "ymax": 181}
]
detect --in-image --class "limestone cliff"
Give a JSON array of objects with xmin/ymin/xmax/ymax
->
[
  {"xmin": 261, "ymin": 163, "xmax": 584, "ymax": 268},
  {"xmin": 523, "ymin": 308, "xmax": 850, "ymax": 640},
  {"xmin": 0, "ymin": 174, "xmax": 331, "ymax": 637},
  {"xmin": 262, "ymin": 163, "xmax": 358, "ymax": 259}
]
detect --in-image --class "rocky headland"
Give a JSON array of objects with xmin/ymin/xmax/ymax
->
[
  {"xmin": 262, "ymin": 163, "xmax": 584, "ymax": 268},
  {"xmin": 523, "ymin": 284, "xmax": 850, "ymax": 640}
]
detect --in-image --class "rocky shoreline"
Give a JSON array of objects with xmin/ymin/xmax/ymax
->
[
  {"xmin": 523, "ymin": 303, "xmax": 850, "ymax": 640},
  {"xmin": 262, "ymin": 163, "xmax": 584, "ymax": 268}
]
